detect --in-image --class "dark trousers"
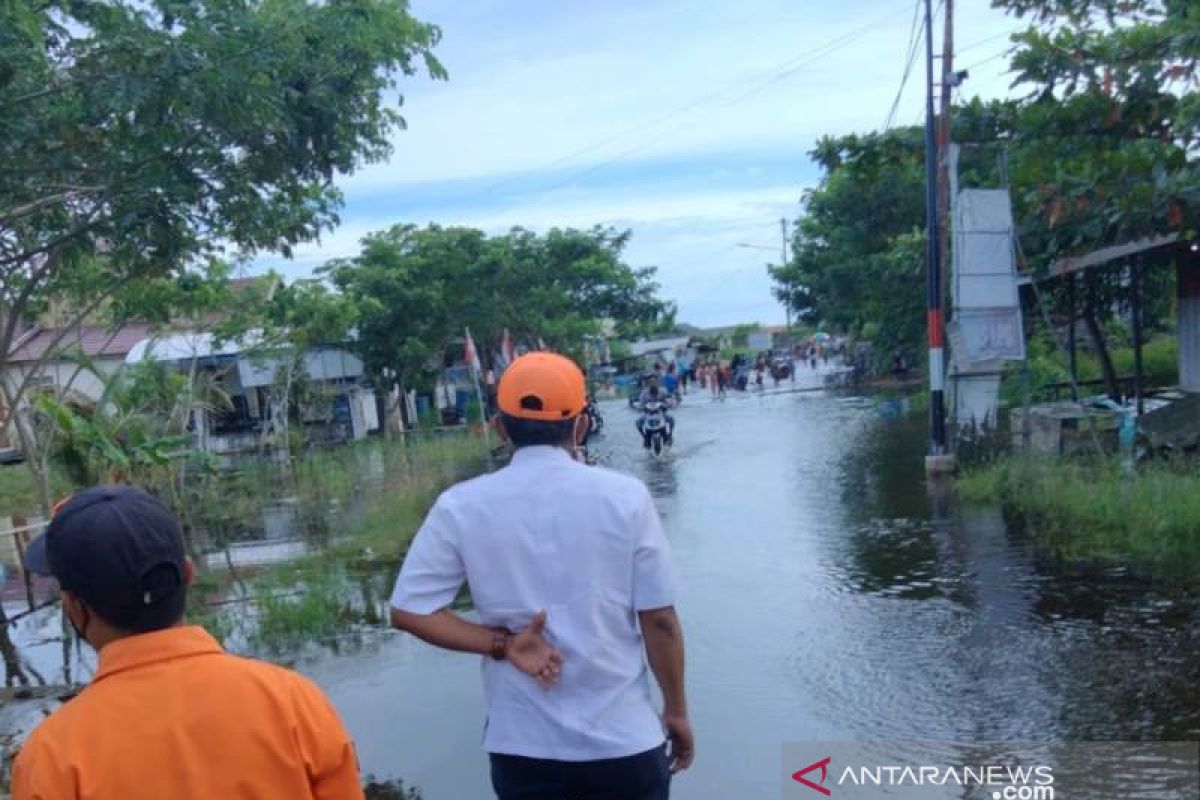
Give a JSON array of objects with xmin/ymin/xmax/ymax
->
[{"xmin": 490, "ymin": 744, "xmax": 671, "ymax": 800}]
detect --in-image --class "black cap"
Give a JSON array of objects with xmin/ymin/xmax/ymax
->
[{"xmin": 24, "ymin": 486, "xmax": 187, "ymax": 631}]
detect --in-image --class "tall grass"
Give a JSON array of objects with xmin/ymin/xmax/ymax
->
[
  {"xmin": 958, "ymin": 456, "xmax": 1200, "ymax": 568},
  {"xmin": 1000, "ymin": 335, "xmax": 1178, "ymax": 405},
  {"xmin": 0, "ymin": 464, "xmax": 69, "ymax": 518},
  {"xmin": 190, "ymin": 431, "xmax": 491, "ymax": 651}
]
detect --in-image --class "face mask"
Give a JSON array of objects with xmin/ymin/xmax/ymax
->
[{"xmin": 65, "ymin": 599, "xmax": 91, "ymax": 646}]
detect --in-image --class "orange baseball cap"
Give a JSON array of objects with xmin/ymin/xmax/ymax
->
[{"xmin": 498, "ymin": 352, "xmax": 586, "ymax": 421}]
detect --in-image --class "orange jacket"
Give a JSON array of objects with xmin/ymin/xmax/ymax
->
[{"xmin": 12, "ymin": 626, "xmax": 363, "ymax": 800}]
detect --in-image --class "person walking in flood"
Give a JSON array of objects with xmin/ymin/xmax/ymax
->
[
  {"xmin": 13, "ymin": 486, "xmax": 364, "ymax": 800},
  {"xmin": 390, "ymin": 352, "xmax": 693, "ymax": 800}
]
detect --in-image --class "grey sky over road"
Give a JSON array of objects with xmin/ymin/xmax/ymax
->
[{"xmin": 269, "ymin": 0, "xmax": 1022, "ymax": 327}]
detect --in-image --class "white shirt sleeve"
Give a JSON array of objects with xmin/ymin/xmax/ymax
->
[
  {"xmin": 390, "ymin": 498, "xmax": 466, "ymax": 614},
  {"xmin": 631, "ymin": 487, "xmax": 678, "ymax": 611}
]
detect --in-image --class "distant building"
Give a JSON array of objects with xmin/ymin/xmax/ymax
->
[
  {"xmin": 746, "ymin": 331, "xmax": 772, "ymax": 352},
  {"xmin": 628, "ymin": 336, "xmax": 691, "ymax": 359},
  {"xmin": 2, "ymin": 325, "xmax": 378, "ymax": 459},
  {"xmin": 127, "ymin": 332, "xmax": 379, "ymax": 456},
  {"xmin": 3, "ymin": 321, "xmax": 156, "ymax": 406}
]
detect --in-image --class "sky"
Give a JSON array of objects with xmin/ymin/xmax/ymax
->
[{"xmin": 263, "ymin": 0, "xmax": 1026, "ymax": 328}]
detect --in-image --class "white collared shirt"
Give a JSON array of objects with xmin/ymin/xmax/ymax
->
[{"xmin": 390, "ymin": 444, "xmax": 678, "ymax": 761}]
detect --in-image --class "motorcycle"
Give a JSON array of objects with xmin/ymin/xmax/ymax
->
[
  {"xmin": 585, "ymin": 398, "xmax": 604, "ymax": 435},
  {"xmin": 641, "ymin": 400, "xmax": 671, "ymax": 457}
]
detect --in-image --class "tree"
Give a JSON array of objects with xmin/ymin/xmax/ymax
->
[
  {"xmin": 615, "ymin": 303, "xmax": 680, "ymax": 341},
  {"xmin": 987, "ymin": 1, "xmax": 1195, "ymax": 397},
  {"xmin": 0, "ymin": 0, "xmax": 444, "ymax": 452},
  {"xmin": 324, "ymin": 224, "xmax": 667, "ymax": 423},
  {"xmin": 489, "ymin": 226, "xmax": 667, "ymax": 356},
  {"xmin": 324, "ymin": 225, "xmax": 488, "ymax": 420},
  {"xmin": 769, "ymin": 128, "xmax": 929, "ymax": 366},
  {"xmin": 251, "ymin": 278, "xmax": 358, "ymax": 451},
  {"xmin": 3, "ymin": 262, "xmax": 246, "ymax": 510},
  {"xmin": 994, "ymin": 0, "xmax": 1199, "ymax": 264}
]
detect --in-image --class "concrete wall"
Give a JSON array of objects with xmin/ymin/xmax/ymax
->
[{"xmin": 2, "ymin": 358, "xmax": 123, "ymax": 407}]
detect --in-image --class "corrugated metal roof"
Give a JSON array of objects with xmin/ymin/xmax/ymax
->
[
  {"xmin": 1018, "ymin": 235, "xmax": 1180, "ymax": 285},
  {"xmin": 629, "ymin": 336, "xmax": 690, "ymax": 356},
  {"xmin": 6, "ymin": 323, "xmax": 155, "ymax": 364},
  {"xmin": 125, "ymin": 330, "xmax": 264, "ymax": 363}
]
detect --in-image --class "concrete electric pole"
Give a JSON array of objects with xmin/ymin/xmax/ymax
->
[{"xmin": 923, "ymin": 0, "xmax": 954, "ymax": 474}]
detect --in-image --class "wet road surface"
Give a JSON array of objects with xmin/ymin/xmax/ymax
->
[
  {"xmin": 299, "ymin": 376, "xmax": 1200, "ymax": 798},
  {"xmin": 3, "ymin": 371, "xmax": 1196, "ymax": 796}
]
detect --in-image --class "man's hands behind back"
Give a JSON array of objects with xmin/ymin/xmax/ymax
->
[{"xmin": 507, "ymin": 610, "xmax": 563, "ymax": 689}]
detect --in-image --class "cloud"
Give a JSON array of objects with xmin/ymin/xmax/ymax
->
[{"xmin": 257, "ymin": 0, "xmax": 1022, "ymax": 327}]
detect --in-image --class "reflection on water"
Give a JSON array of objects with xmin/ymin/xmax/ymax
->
[
  {"xmin": 3, "ymin": 374, "xmax": 1198, "ymax": 799},
  {"xmin": 303, "ymin": 381, "xmax": 1200, "ymax": 798}
]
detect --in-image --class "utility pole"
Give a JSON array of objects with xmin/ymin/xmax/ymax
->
[
  {"xmin": 923, "ymin": 0, "xmax": 953, "ymax": 474},
  {"xmin": 780, "ymin": 217, "xmax": 791, "ymax": 330},
  {"xmin": 937, "ymin": 0, "xmax": 954, "ymax": 302}
]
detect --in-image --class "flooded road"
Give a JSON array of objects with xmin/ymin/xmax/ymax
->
[{"xmin": 296, "ymin": 379, "xmax": 1200, "ymax": 798}]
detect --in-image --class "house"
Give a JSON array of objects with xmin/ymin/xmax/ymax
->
[
  {"xmin": 3, "ymin": 322, "xmax": 157, "ymax": 407},
  {"xmin": 2, "ymin": 323, "xmax": 378, "ymax": 459},
  {"xmin": 1, "ymin": 275, "xmax": 279, "ymax": 445},
  {"xmin": 127, "ymin": 332, "xmax": 379, "ymax": 456}
]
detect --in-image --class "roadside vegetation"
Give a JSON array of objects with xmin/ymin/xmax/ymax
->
[
  {"xmin": 958, "ymin": 456, "xmax": 1200, "ymax": 570},
  {"xmin": 771, "ymin": 2, "xmax": 1197, "ymax": 377},
  {"xmin": 0, "ymin": 466, "xmax": 67, "ymax": 519},
  {"xmin": 1000, "ymin": 329, "xmax": 1178, "ymax": 406},
  {"xmin": 183, "ymin": 432, "xmax": 490, "ymax": 652}
]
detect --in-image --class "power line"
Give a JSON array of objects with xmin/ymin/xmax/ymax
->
[
  {"xmin": 883, "ymin": 0, "xmax": 925, "ymax": 130},
  {"xmin": 960, "ymin": 48, "xmax": 1013, "ymax": 74},
  {"xmin": 526, "ymin": 15, "xmax": 916, "ymax": 203},
  {"xmin": 957, "ymin": 27, "xmax": 1021, "ymax": 55},
  {"xmin": 474, "ymin": 2, "xmax": 916, "ymax": 205}
]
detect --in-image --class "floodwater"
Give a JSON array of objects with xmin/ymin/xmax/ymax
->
[
  {"xmin": 3, "ymin": 368, "xmax": 1198, "ymax": 797},
  {"xmin": 299, "ymin": 371, "xmax": 1200, "ymax": 798}
]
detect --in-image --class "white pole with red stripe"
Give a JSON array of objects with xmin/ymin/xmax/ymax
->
[{"xmin": 922, "ymin": 0, "xmax": 951, "ymax": 469}]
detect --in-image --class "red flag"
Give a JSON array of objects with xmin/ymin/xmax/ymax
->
[{"xmin": 464, "ymin": 328, "xmax": 482, "ymax": 374}]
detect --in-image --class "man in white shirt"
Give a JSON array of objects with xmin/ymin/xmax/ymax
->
[{"xmin": 391, "ymin": 352, "xmax": 692, "ymax": 800}]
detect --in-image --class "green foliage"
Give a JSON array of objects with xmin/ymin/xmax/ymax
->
[
  {"xmin": 771, "ymin": 127, "xmax": 944, "ymax": 368},
  {"xmin": 363, "ymin": 777, "xmax": 423, "ymax": 800},
  {"xmin": 33, "ymin": 359, "xmax": 215, "ymax": 491},
  {"xmin": 0, "ymin": 0, "xmax": 443, "ymax": 371},
  {"xmin": 235, "ymin": 277, "xmax": 360, "ymax": 447},
  {"xmin": 993, "ymin": 0, "xmax": 1200, "ymax": 264},
  {"xmin": 775, "ymin": 1, "xmax": 1196, "ymax": 365},
  {"xmin": 729, "ymin": 323, "xmax": 759, "ymax": 347},
  {"xmin": 324, "ymin": 224, "xmax": 667, "ymax": 391},
  {"xmin": 263, "ymin": 279, "xmax": 359, "ymax": 350},
  {"xmin": 615, "ymin": 302, "xmax": 680, "ymax": 340},
  {"xmin": 1000, "ymin": 327, "xmax": 1178, "ymax": 404},
  {"xmin": 0, "ymin": 464, "xmax": 68, "ymax": 517},
  {"xmin": 191, "ymin": 433, "xmax": 489, "ymax": 650},
  {"xmin": 958, "ymin": 454, "xmax": 1200, "ymax": 569},
  {"xmin": 254, "ymin": 568, "xmax": 348, "ymax": 651},
  {"xmin": 609, "ymin": 338, "xmax": 633, "ymax": 362}
]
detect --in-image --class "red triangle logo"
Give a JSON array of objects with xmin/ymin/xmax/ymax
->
[{"xmin": 791, "ymin": 757, "xmax": 832, "ymax": 796}]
